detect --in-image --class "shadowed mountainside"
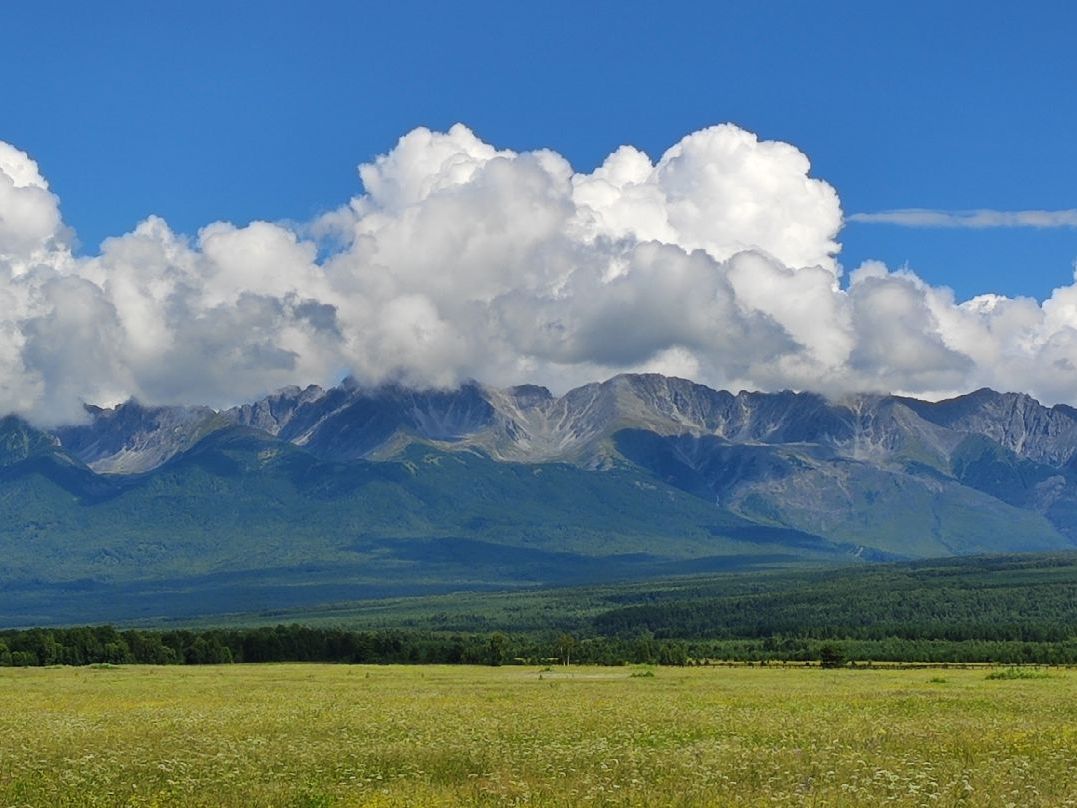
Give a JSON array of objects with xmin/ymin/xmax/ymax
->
[{"xmin": 2, "ymin": 375, "xmax": 1076, "ymax": 623}]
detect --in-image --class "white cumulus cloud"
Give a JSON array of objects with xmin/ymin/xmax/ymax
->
[{"xmin": 1, "ymin": 124, "xmax": 1077, "ymax": 424}]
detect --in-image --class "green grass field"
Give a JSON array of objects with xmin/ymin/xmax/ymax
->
[{"xmin": 1, "ymin": 665, "xmax": 1074, "ymax": 807}]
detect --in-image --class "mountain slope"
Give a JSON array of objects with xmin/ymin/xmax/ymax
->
[
  {"xmin": 44, "ymin": 375, "xmax": 1077, "ymax": 550},
  {"xmin": 0, "ymin": 416, "xmax": 118, "ymax": 501},
  {"xmin": 899, "ymin": 388, "xmax": 1077, "ymax": 466},
  {"xmin": 1, "ymin": 424, "xmax": 864, "ymax": 625},
  {"xmin": 4, "ymin": 373, "xmax": 1076, "ymax": 624},
  {"xmin": 53, "ymin": 402, "xmax": 228, "ymax": 473},
  {"xmin": 6, "ymin": 424, "xmax": 855, "ymax": 580},
  {"xmin": 611, "ymin": 428, "xmax": 1067, "ymax": 557}
]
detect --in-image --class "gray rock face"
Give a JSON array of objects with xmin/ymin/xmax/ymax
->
[
  {"xmin": 225, "ymin": 384, "xmax": 326, "ymax": 435},
  {"xmin": 227, "ymin": 380, "xmax": 499, "ymax": 461},
  {"xmin": 900, "ymin": 388, "xmax": 1077, "ymax": 466},
  {"xmin": 215, "ymin": 374, "xmax": 867, "ymax": 466},
  {"xmin": 54, "ymin": 402, "xmax": 225, "ymax": 474},
  {"xmin": 209, "ymin": 374, "xmax": 1077, "ymax": 550},
  {"xmin": 0, "ymin": 415, "xmax": 67, "ymax": 467},
  {"xmin": 49, "ymin": 375, "xmax": 1077, "ymax": 476}
]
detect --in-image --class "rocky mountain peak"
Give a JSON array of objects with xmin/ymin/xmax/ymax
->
[
  {"xmin": 226, "ymin": 384, "xmax": 326, "ymax": 435},
  {"xmin": 901, "ymin": 388, "xmax": 1077, "ymax": 466},
  {"xmin": 505, "ymin": 384, "xmax": 553, "ymax": 409},
  {"xmin": 53, "ymin": 400, "xmax": 225, "ymax": 474},
  {"xmin": 0, "ymin": 415, "xmax": 65, "ymax": 467},
  {"xmin": 31, "ymin": 374, "xmax": 1077, "ymax": 477}
]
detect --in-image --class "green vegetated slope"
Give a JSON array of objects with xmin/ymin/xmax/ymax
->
[
  {"xmin": 0, "ymin": 426, "xmax": 853, "ymax": 626},
  {"xmin": 612, "ymin": 429, "xmax": 1069, "ymax": 558},
  {"xmin": 224, "ymin": 552, "xmax": 1077, "ymax": 644},
  {"xmin": 1, "ymin": 426, "xmax": 848, "ymax": 576}
]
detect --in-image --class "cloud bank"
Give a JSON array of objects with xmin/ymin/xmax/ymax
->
[
  {"xmin": 2, "ymin": 123, "xmax": 1077, "ymax": 424},
  {"xmin": 849, "ymin": 208, "xmax": 1077, "ymax": 229}
]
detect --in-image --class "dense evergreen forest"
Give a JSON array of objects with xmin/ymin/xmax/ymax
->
[
  {"xmin": 3, "ymin": 553, "xmax": 1075, "ymax": 666},
  {"xmin": 2, "ymin": 623, "xmax": 1075, "ymax": 667}
]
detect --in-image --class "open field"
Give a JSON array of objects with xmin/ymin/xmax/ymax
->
[{"xmin": 1, "ymin": 665, "xmax": 1075, "ymax": 806}]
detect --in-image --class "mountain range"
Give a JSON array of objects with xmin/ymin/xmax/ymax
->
[{"xmin": 4, "ymin": 373, "xmax": 1077, "ymax": 625}]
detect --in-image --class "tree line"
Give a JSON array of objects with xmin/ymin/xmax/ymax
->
[{"xmin": 2, "ymin": 624, "xmax": 1075, "ymax": 667}]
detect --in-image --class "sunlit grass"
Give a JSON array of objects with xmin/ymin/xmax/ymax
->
[
  {"xmin": 0, "ymin": 664, "xmax": 1074, "ymax": 806},
  {"xmin": 985, "ymin": 666, "xmax": 1052, "ymax": 680}
]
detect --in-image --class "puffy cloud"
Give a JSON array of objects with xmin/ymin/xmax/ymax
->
[
  {"xmin": 846, "ymin": 269, "xmax": 973, "ymax": 392},
  {"xmin": 572, "ymin": 124, "xmax": 843, "ymax": 271},
  {"xmin": 356, "ymin": 123, "xmax": 510, "ymax": 213},
  {"xmin": 2, "ymin": 123, "xmax": 1077, "ymax": 424},
  {"xmin": 0, "ymin": 143, "xmax": 68, "ymax": 266}
]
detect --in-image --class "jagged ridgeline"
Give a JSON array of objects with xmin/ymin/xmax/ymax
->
[{"xmin": 4, "ymin": 374, "xmax": 1077, "ymax": 625}]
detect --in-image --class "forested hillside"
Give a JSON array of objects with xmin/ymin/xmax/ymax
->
[{"xmin": 4, "ymin": 553, "xmax": 1073, "ymax": 665}]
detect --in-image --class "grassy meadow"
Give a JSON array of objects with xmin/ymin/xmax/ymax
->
[{"xmin": 1, "ymin": 664, "xmax": 1075, "ymax": 806}]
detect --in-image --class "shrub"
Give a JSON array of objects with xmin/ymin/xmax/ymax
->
[
  {"xmin": 985, "ymin": 667, "xmax": 1051, "ymax": 680},
  {"xmin": 819, "ymin": 644, "xmax": 846, "ymax": 669}
]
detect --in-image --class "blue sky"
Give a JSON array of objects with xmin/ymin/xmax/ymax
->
[
  {"xmin": 5, "ymin": 1, "xmax": 1077, "ymax": 418},
  {"xmin": 4, "ymin": 0, "xmax": 1075, "ymax": 301}
]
